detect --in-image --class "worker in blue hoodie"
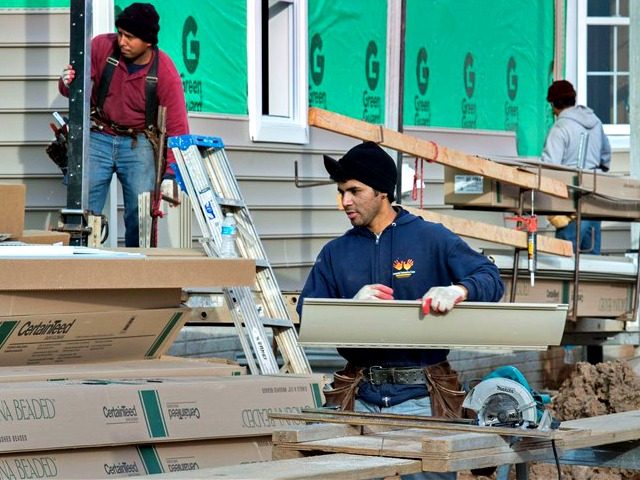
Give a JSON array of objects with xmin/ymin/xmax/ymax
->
[
  {"xmin": 297, "ymin": 141, "xmax": 503, "ymax": 418},
  {"xmin": 542, "ymin": 80, "xmax": 611, "ymax": 254}
]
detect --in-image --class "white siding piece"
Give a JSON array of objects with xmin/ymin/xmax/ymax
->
[{"xmin": 299, "ymin": 299, "xmax": 567, "ymax": 350}]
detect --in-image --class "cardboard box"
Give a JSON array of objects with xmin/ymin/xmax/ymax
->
[
  {"xmin": 14, "ymin": 230, "xmax": 70, "ymax": 246},
  {"xmin": 501, "ymin": 278, "xmax": 633, "ymax": 318},
  {"xmin": 0, "ymin": 184, "xmax": 25, "ymax": 239},
  {"xmin": 0, "ymin": 437, "xmax": 272, "ymax": 478},
  {"xmin": 443, "ymin": 168, "xmax": 519, "ymax": 209},
  {"xmin": 0, "ymin": 257, "xmax": 255, "ymax": 290},
  {"xmin": 0, "ymin": 289, "xmax": 183, "ymax": 316},
  {"xmin": 0, "ymin": 356, "xmax": 245, "ymax": 382},
  {"xmin": 0, "ymin": 308, "xmax": 188, "ymax": 366},
  {"xmin": 0, "ymin": 374, "xmax": 323, "ymax": 453}
]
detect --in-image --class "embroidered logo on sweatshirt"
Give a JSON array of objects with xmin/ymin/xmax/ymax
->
[{"xmin": 392, "ymin": 259, "xmax": 415, "ymax": 279}]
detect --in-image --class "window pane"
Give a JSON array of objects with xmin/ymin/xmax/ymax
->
[
  {"xmin": 587, "ymin": 75, "xmax": 612, "ymax": 124},
  {"xmin": 617, "ymin": 25, "xmax": 629, "ymax": 71},
  {"xmin": 587, "ymin": 26, "xmax": 613, "ymax": 72},
  {"xmin": 588, "ymin": 0, "xmax": 615, "ymax": 16},
  {"xmin": 617, "ymin": 75, "xmax": 629, "ymax": 124}
]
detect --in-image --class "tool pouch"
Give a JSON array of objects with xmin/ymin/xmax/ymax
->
[
  {"xmin": 45, "ymin": 140, "xmax": 68, "ymax": 172},
  {"xmin": 323, "ymin": 364, "xmax": 364, "ymax": 412},
  {"xmin": 424, "ymin": 361, "xmax": 467, "ymax": 418}
]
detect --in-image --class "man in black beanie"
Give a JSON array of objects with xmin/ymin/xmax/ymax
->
[
  {"xmin": 297, "ymin": 142, "xmax": 503, "ymax": 478},
  {"xmin": 58, "ymin": 3, "xmax": 189, "ymax": 247}
]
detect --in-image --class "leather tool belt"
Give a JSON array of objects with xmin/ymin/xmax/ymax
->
[
  {"xmin": 364, "ymin": 366, "xmax": 428, "ymax": 385},
  {"xmin": 90, "ymin": 110, "xmax": 150, "ymax": 144}
]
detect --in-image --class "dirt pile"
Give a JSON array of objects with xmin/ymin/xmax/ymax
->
[{"xmin": 552, "ymin": 360, "xmax": 640, "ymax": 421}]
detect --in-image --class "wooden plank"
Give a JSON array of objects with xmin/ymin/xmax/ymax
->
[
  {"xmin": 309, "ymin": 108, "xmax": 569, "ymax": 199},
  {"xmin": 558, "ymin": 410, "xmax": 640, "ymax": 449},
  {"xmin": 273, "ymin": 423, "xmax": 362, "ymax": 444},
  {"xmin": 421, "ymin": 444, "xmax": 555, "ymax": 472},
  {"xmin": 273, "ymin": 432, "xmax": 556, "ymax": 472},
  {"xmin": 404, "ymin": 206, "xmax": 574, "ymax": 257},
  {"xmin": 269, "ymin": 410, "xmax": 568, "ymax": 439},
  {"xmin": 140, "ymin": 453, "xmax": 422, "ymax": 479},
  {"xmin": 380, "ymin": 428, "xmax": 511, "ymax": 453}
]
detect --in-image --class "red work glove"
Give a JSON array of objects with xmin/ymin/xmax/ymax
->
[
  {"xmin": 353, "ymin": 284, "xmax": 394, "ymax": 300},
  {"xmin": 422, "ymin": 285, "xmax": 467, "ymax": 314}
]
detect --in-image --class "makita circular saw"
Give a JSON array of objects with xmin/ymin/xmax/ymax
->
[{"xmin": 462, "ymin": 366, "xmax": 557, "ymax": 430}]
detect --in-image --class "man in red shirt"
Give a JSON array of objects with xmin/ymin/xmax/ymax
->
[{"xmin": 59, "ymin": 2, "xmax": 189, "ymax": 246}]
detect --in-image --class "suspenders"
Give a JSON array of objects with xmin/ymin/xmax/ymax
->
[{"xmin": 94, "ymin": 41, "xmax": 159, "ymax": 131}]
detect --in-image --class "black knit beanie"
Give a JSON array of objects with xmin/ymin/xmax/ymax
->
[
  {"xmin": 115, "ymin": 3, "xmax": 160, "ymax": 45},
  {"xmin": 323, "ymin": 141, "xmax": 398, "ymax": 202}
]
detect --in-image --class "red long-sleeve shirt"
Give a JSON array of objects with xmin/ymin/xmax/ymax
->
[{"xmin": 59, "ymin": 33, "xmax": 189, "ymax": 176}]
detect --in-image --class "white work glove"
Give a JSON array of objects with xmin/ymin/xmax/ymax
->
[
  {"xmin": 160, "ymin": 179, "xmax": 178, "ymax": 205},
  {"xmin": 61, "ymin": 64, "xmax": 75, "ymax": 87},
  {"xmin": 421, "ymin": 285, "xmax": 467, "ymax": 314},
  {"xmin": 353, "ymin": 284, "xmax": 394, "ymax": 300}
]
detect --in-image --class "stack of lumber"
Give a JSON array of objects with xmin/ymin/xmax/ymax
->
[{"xmin": 132, "ymin": 409, "xmax": 640, "ymax": 479}]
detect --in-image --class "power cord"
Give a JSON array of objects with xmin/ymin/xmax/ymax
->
[{"xmin": 551, "ymin": 438, "xmax": 562, "ymax": 479}]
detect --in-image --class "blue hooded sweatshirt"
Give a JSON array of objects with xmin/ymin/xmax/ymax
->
[{"xmin": 297, "ymin": 207, "xmax": 504, "ymax": 406}]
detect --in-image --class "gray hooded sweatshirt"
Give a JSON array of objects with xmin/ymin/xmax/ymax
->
[{"xmin": 541, "ymin": 105, "xmax": 611, "ymax": 172}]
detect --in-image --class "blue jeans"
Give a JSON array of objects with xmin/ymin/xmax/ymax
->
[
  {"xmin": 555, "ymin": 219, "xmax": 601, "ymax": 254},
  {"xmin": 88, "ymin": 131, "xmax": 155, "ymax": 247},
  {"xmin": 355, "ymin": 397, "xmax": 457, "ymax": 480}
]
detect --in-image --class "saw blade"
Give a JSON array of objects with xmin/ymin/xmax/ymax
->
[{"xmin": 478, "ymin": 392, "xmax": 524, "ymax": 427}]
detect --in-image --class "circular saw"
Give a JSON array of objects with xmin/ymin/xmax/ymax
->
[{"xmin": 462, "ymin": 377, "xmax": 538, "ymax": 428}]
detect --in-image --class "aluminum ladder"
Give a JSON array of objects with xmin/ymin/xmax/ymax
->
[{"xmin": 168, "ymin": 134, "xmax": 311, "ymax": 375}]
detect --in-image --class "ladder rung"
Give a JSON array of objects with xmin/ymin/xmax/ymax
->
[
  {"xmin": 259, "ymin": 317, "xmax": 296, "ymax": 328},
  {"xmin": 218, "ymin": 198, "xmax": 245, "ymax": 208},
  {"xmin": 255, "ymin": 259, "xmax": 270, "ymax": 269}
]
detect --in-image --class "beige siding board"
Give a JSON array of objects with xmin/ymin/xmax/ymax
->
[
  {"xmin": 0, "ymin": 145, "xmax": 59, "ymax": 176},
  {"xmin": 0, "ymin": 11, "xmax": 68, "ymax": 44},
  {"xmin": 0, "ymin": 112, "xmax": 58, "ymax": 142},
  {"xmin": 0, "ymin": 46, "xmax": 67, "ymax": 77},
  {"xmin": 1, "ymin": 79, "xmax": 66, "ymax": 110}
]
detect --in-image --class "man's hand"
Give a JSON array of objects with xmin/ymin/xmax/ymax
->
[
  {"xmin": 160, "ymin": 179, "xmax": 179, "ymax": 206},
  {"xmin": 61, "ymin": 64, "xmax": 75, "ymax": 87},
  {"xmin": 354, "ymin": 284, "xmax": 394, "ymax": 300},
  {"xmin": 422, "ymin": 285, "xmax": 467, "ymax": 314}
]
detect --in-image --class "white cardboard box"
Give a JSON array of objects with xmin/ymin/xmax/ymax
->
[
  {"xmin": 0, "ymin": 374, "xmax": 324, "ymax": 453},
  {"xmin": 0, "ymin": 437, "xmax": 272, "ymax": 478}
]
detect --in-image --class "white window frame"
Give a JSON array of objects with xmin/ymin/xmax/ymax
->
[
  {"xmin": 575, "ymin": 0, "xmax": 630, "ymax": 140},
  {"xmin": 247, "ymin": 0, "xmax": 309, "ymax": 144}
]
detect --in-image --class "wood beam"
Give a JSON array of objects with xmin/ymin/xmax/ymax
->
[
  {"xmin": 309, "ymin": 107, "xmax": 568, "ymax": 199},
  {"xmin": 404, "ymin": 207, "xmax": 574, "ymax": 257}
]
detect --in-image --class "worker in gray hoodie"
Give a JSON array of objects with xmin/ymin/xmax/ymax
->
[{"xmin": 541, "ymin": 80, "xmax": 611, "ymax": 254}]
